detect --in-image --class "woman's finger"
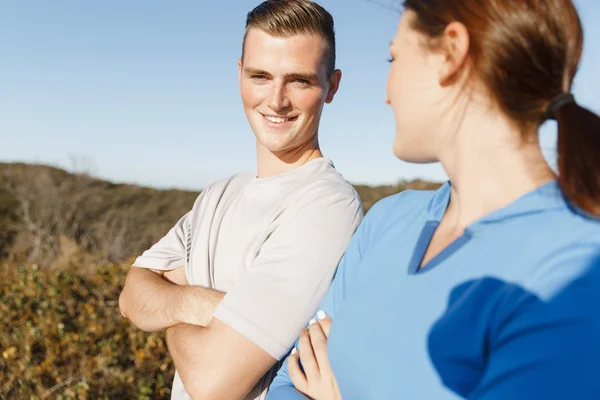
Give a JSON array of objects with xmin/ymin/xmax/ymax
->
[
  {"xmin": 287, "ymin": 347, "xmax": 308, "ymax": 394},
  {"xmin": 316, "ymin": 310, "xmax": 332, "ymax": 337},
  {"xmin": 308, "ymin": 318, "xmax": 330, "ymax": 372},
  {"xmin": 298, "ymin": 327, "xmax": 321, "ymax": 383}
]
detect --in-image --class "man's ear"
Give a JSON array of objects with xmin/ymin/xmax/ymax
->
[
  {"xmin": 438, "ymin": 21, "xmax": 470, "ymax": 86},
  {"xmin": 238, "ymin": 59, "xmax": 243, "ymax": 83},
  {"xmin": 325, "ymin": 69, "xmax": 342, "ymax": 104}
]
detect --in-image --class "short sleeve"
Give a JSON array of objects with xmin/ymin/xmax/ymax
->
[
  {"xmin": 132, "ymin": 211, "xmax": 191, "ymax": 272},
  {"xmin": 213, "ymin": 189, "xmax": 363, "ymax": 360},
  {"xmin": 469, "ymin": 244, "xmax": 600, "ymax": 399},
  {"xmin": 266, "ymin": 196, "xmax": 391, "ymax": 399}
]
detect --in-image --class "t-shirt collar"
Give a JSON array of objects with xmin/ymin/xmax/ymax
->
[{"xmin": 426, "ymin": 179, "xmax": 567, "ymax": 229}]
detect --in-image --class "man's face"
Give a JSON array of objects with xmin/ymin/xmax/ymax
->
[{"xmin": 239, "ymin": 28, "xmax": 341, "ymax": 154}]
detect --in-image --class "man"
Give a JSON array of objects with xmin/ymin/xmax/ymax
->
[{"xmin": 118, "ymin": 1, "xmax": 363, "ymax": 399}]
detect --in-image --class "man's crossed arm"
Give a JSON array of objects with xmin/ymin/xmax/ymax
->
[
  {"xmin": 118, "ymin": 192, "xmax": 362, "ymax": 399},
  {"xmin": 118, "ymin": 266, "xmax": 224, "ymax": 331},
  {"xmin": 118, "ymin": 266, "xmax": 275, "ymax": 399}
]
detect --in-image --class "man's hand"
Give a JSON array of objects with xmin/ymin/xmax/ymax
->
[
  {"xmin": 119, "ymin": 267, "xmax": 225, "ymax": 332},
  {"xmin": 288, "ymin": 311, "xmax": 342, "ymax": 400}
]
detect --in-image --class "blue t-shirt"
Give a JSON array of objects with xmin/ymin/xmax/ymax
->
[{"xmin": 267, "ymin": 180, "xmax": 600, "ymax": 399}]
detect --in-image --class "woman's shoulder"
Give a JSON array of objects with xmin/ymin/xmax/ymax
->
[
  {"xmin": 519, "ymin": 210, "xmax": 600, "ymax": 300},
  {"xmin": 364, "ymin": 182, "xmax": 449, "ymax": 223},
  {"xmin": 544, "ymin": 199, "xmax": 600, "ymax": 248}
]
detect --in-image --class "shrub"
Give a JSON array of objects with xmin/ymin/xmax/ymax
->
[{"xmin": 0, "ymin": 262, "xmax": 174, "ymax": 399}]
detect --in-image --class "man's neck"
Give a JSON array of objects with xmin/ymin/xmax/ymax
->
[{"xmin": 255, "ymin": 138, "xmax": 323, "ymax": 178}]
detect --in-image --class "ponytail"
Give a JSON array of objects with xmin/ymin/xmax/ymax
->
[{"xmin": 555, "ymin": 101, "xmax": 600, "ymax": 216}]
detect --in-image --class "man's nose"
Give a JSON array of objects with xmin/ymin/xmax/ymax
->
[{"xmin": 267, "ymin": 82, "xmax": 291, "ymax": 111}]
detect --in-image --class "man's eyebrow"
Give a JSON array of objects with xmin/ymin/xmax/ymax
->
[
  {"xmin": 285, "ymin": 72, "xmax": 319, "ymax": 81},
  {"xmin": 244, "ymin": 68, "xmax": 319, "ymax": 82},
  {"xmin": 243, "ymin": 68, "xmax": 271, "ymax": 76}
]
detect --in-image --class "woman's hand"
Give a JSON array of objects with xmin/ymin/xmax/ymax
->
[{"xmin": 288, "ymin": 311, "xmax": 342, "ymax": 400}]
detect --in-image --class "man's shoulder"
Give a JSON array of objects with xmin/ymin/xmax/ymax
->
[
  {"xmin": 293, "ymin": 169, "xmax": 361, "ymax": 215},
  {"xmin": 296, "ymin": 158, "xmax": 359, "ymax": 201},
  {"xmin": 196, "ymin": 172, "xmax": 254, "ymax": 200}
]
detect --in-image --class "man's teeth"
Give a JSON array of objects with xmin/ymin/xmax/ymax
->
[{"xmin": 265, "ymin": 115, "xmax": 293, "ymax": 123}]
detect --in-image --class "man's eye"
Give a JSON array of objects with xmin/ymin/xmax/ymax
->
[
  {"xmin": 252, "ymin": 75, "xmax": 266, "ymax": 80},
  {"xmin": 295, "ymin": 79, "xmax": 310, "ymax": 85}
]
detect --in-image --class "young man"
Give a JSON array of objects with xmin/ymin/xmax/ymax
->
[{"xmin": 118, "ymin": 1, "xmax": 363, "ymax": 399}]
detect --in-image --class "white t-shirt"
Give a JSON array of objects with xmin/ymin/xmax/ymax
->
[{"xmin": 132, "ymin": 158, "xmax": 363, "ymax": 399}]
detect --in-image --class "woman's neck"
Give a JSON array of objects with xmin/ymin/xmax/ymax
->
[{"xmin": 438, "ymin": 109, "xmax": 556, "ymax": 232}]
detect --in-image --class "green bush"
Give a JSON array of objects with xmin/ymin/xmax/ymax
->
[{"xmin": 0, "ymin": 262, "xmax": 174, "ymax": 399}]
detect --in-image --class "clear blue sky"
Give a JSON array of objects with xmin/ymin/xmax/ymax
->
[{"xmin": 2, "ymin": 0, "xmax": 599, "ymax": 190}]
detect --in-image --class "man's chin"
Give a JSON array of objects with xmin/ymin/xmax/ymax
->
[
  {"xmin": 254, "ymin": 130, "xmax": 294, "ymax": 147},
  {"xmin": 256, "ymin": 142, "xmax": 292, "ymax": 154}
]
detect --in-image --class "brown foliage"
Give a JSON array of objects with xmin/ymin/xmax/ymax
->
[
  {"xmin": 0, "ymin": 163, "xmax": 198, "ymax": 268},
  {"xmin": 0, "ymin": 262, "xmax": 174, "ymax": 399}
]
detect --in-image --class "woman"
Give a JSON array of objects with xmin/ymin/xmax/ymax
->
[{"xmin": 266, "ymin": 0, "xmax": 600, "ymax": 399}]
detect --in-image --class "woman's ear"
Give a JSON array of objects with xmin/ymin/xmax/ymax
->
[{"xmin": 438, "ymin": 21, "xmax": 470, "ymax": 86}]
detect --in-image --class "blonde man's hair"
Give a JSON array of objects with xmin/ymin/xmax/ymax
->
[{"xmin": 241, "ymin": 0, "xmax": 336, "ymax": 78}]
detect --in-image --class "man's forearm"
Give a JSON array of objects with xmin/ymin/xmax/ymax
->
[
  {"xmin": 166, "ymin": 321, "xmax": 275, "ymax": 400},
  {"xmin": 119, "ymin": 267, "xmax": 225, "ymax": 331},
  {"xmin": 166, "ymin": 324, "xmax": 208, "ymax": 390}
]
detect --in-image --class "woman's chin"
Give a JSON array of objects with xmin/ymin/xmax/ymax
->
[{"xmin": 393, "ymin": 144, "xmax": 437, "ymax": 164}]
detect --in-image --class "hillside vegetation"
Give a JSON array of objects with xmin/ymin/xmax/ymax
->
[
  {"xmin": 0, "ymin": 163, "xmax": 199, "ymax": 268},
  {"xmin": 0, "ymin": 162, "xmax": 441, "ymax": 398}
]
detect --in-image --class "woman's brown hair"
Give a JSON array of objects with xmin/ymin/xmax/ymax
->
[{"xmin": 403, "ymin": 0, "xmax": 600, "ymax": 216}]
